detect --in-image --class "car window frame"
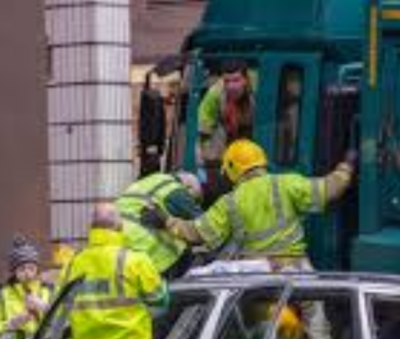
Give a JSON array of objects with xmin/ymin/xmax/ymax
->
[
  {"xmin": 206, "ymin": 282, "xmax": 364, "ymax": 339},
  {"xmin": 362, "ymin": 286, "xmax": 400, "ymax": 339}
]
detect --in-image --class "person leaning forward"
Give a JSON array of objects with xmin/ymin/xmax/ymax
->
[{"xmin": 116, "ymin": 171, "xmax": 203, "ymax": 279}]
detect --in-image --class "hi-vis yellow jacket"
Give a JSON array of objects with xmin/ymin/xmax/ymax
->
[
  {"xmin": 116, "ymin": 173, "xmax": 202, "ymax": 273},
  {"xmin": 59, "ymin": 228, "xmax": 167, "ymax": 339},
  {"xmin": 0, "ymin": 280, "xmax": 51, "ymax": 338},
  {"xmin": 167, "ymin": 164, "xmax": 352, "ymax": 258}
]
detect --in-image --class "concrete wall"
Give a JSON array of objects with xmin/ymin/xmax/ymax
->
[{"xmin": 0, "ymin": 0, "xmax": 49, "ymax": 273}]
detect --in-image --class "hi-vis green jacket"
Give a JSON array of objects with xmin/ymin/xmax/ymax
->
[
  {"xmin": 166, "ymin": 164, "xmax": 353, "ymax": 258},
  {"xmin": 198, "ymin": 72, "xmax": 258, "ymax": 138},
  {"xmin": 58, "ymin": 228, "xmax": 167, "ymax": 339},
  {"xmin": 116, "ymin": 173, "xmax": 202, "ymax": 273}
]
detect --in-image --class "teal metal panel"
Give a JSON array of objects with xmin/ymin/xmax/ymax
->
[
  {"xmin": 202, "ymin": 0, "xmax": 322, "ymax": 36},
  {"xmin": 379, "ymin": 44, "xmax": 400, "ymax": 226},
  {"xmin": 322, "ymin": 0, "xmax": 365, "ymax": 40},
  {"xmin": 352, "ymin": 229, "xmax": 400, "ymax": 273},
  {"xmin": 188, "ymin": 0, "xmax": 365, "ymax": 54},
  {"xmin": 253, "ymin": 55, "xmax": 280, "ymax": 156},
  {"xmin": 351, "ymin": 2, "xmax": 400, "ymax": 273},
  {"xmin": 359, "ymin": 4, "xmax": 382, "ymax": 234},
  {"xmin": 183, "ymin": 56, "xmax": 204, "ymax": 171}
]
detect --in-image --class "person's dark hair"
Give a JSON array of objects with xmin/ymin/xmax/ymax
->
[{"xmin": 221, "ymin": 59, "xmax": 248, "ymax": 75}]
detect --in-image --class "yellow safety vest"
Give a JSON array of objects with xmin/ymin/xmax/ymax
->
[
  {"xmin": 116, "ymin": 173, "xmax": 187, "ymax": 273},
  {"xmin": 194, "ymin": 173, "xmax": 326, "ymax": 257},
  {"xmin": 0, "ymin": 280, "xmax": 51, "ymax": 337},
  {"xmin": 59, "ymin": 228, "xmax": 165, "ymax": 339}
]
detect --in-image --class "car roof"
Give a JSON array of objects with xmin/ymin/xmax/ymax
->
[{"xmin": 171, "ymin": 271, "xmax": 400, "ymax": 295}]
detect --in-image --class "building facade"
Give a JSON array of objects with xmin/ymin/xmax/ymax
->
[{"xmin": 0, "ymin": 0, "xmax": 49, "ymax": 273}]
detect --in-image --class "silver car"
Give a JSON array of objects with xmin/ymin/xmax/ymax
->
[{"xmin": 33, "ymin": 272, "xmax": 400, "ymax": 339}]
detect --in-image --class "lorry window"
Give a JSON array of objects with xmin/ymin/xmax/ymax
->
[{"xmin": 275, "ymin": 65, "xmax": 303, "ymax": 166}]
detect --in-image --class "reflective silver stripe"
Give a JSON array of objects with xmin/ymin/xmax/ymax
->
[
  {"xmin": 197, "ymin": 214, "xmax": 221, "ymax": 248},
  {"xmin": 311, "ymin": 179, "xmax": 323, "ymax": 212},
  {"xmin": 79, "ymin": 279, "xmax": 110, "ymax": 295},
  {"xmin": 261, "ymin": 225, "xmax": 304, "ymax": 255},
  {"xmin": 245, "ymin": 223, "xmax": 282, "ymax": 243},
  {"xmin": 121, "ymin": 212, "xmax": 141, "ymax": 224},
  {"xmin": 244, "ymin": 177, "xmax": 300, "ymax": 250},
  {"xmin": 220, "ymin": 194, "xmax": 245, "ymax": 258},
  {"xmin": 122, "ymin": 192, "xmax": 152, "ymax": 204},
  {"xmin": 148, "ymin": 178, "xmax": 176, "ymax": 195},
  {"xmin": 227, "ymin": 194, "xmax": 245, "ymax": 243},
  {"xmin": 122, "ymin": 178, "xmax": 176, "ymax": 202},
  {"xmin": 219, "ymin": 177, "xmax": 304, "ymax": 257},
  {"xmin": 71, "ymin": 297, "xmax": 139, "ymax": 311},
  {"xmin": 116, "ymin": 248, "xmax": 128, "ymax": 297},
  {"xmin": 271, "ymin": 176, "xmax": 286, "ymax": 228}
]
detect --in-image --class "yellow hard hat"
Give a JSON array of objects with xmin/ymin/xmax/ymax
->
[
  {"xmin": 221, "ymin": 139, "xmax": 267, "ymax": 183},
  {"xmin": 265, "ymin": 305, "xmax": 303, "ymax": 339},
  {"xmin": 277, "ymin": 306, "xmax": 304, "ymax": 338}
]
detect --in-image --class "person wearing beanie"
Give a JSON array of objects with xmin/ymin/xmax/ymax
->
[
  {"xmin": 0, "ymin": 235, "xmax": 51, "ymax": 338},
  {"xmin": 58, "ymin": 202, "xmax": 168, "ymax": 339}
]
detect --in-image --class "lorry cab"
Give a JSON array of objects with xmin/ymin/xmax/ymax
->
[{"xmin": 139, "ymin": 0, "xmax": 400, "ymax": 273}]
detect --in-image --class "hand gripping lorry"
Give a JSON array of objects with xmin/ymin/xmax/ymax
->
[{"xmin": 137, "ymin": 0, "xmax": 400, "ymax": 273}]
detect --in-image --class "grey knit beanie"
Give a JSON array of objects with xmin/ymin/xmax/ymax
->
[{"xmin": 8, "ymin": 235, "xmax": 39, "ymax": 272}]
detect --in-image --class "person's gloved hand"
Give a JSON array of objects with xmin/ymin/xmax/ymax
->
[
  {"xmin": 141, "ymin": 205, "xmax": 168, "ymax": 230},
  {"xmin": 7, "ymin": 312, "xmax": 32, "ymax": 330},
  {"xmin": 26, "ymin": 294, "xmax": 48, "ymax": 313}
]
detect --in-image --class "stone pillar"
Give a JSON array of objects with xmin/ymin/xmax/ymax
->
[{"xmin": 45, "ymin": 0, "xmax": 132, "ymax": 245}]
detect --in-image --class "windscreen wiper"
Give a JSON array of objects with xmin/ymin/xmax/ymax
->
[{"xmin": 32, "ymin": 276, "xmax": 85, "ymax": 339}]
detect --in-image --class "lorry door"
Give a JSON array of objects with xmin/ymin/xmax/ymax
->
[
  {"xmin": 315, "ymin": 83, "xmax": 360, "ymax": 269},
  {"xmin": 377, "ymin": 41, "xmax": 400, "ymax": 228},
  {"xmin": 256, "ymin": 52, "xmax": 359, "ymax": 269}
]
